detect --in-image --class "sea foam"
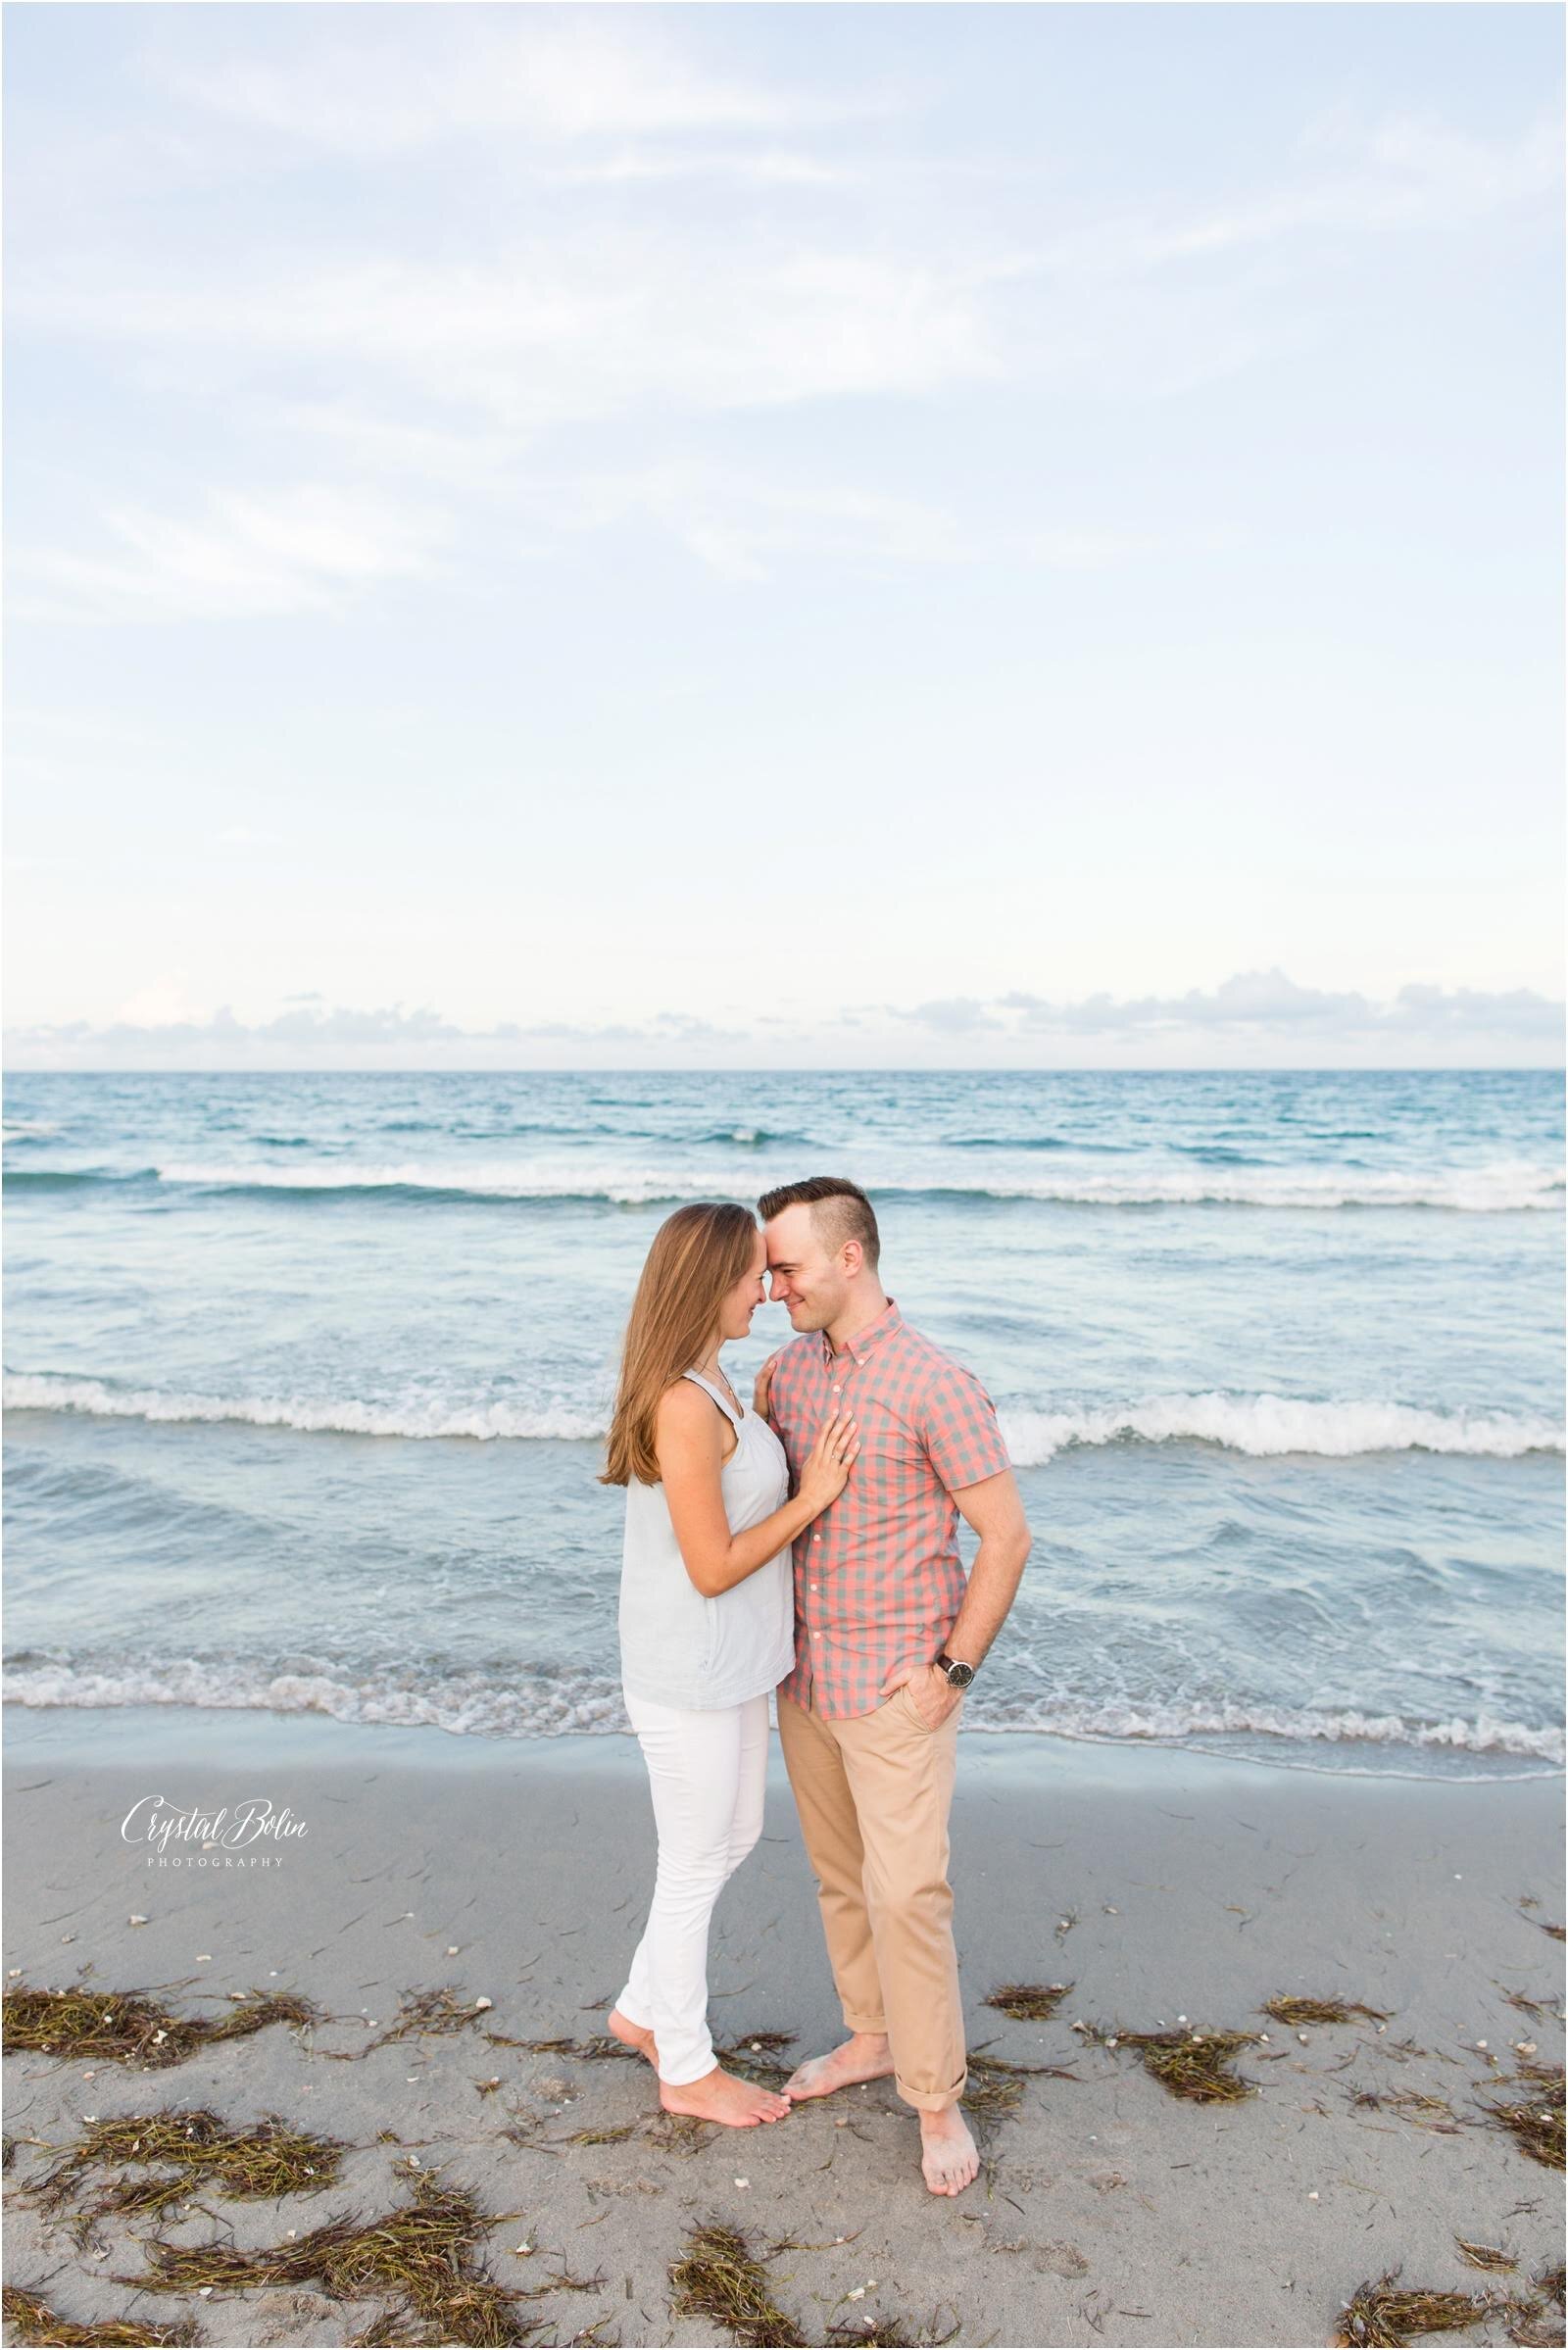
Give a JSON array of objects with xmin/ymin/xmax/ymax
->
[
  {"xmin": 5, "ymin": 1370, "xmax": 1559, "ymax": 1458},
  {"xmin": 86, "ymin": 1154, "xmax": 1568, "ymax": 1211},
  {"xmin": 3, "ymin": 1655, "xmax": 1559, "ymax": 1771}
]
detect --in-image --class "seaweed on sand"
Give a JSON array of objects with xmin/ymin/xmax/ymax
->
[
  {"xmin": 124, "ymin": 2173, "xmax": 544, "ymax": 2348},
  {"xmin": 2, "ymin": 1983, "xmax": 319, "ymax": 2070},
  {"xmin": 823, "ymin": 2327, "xmax": 933, "ymax": 2348},
  {"xmin": 668, "ymin": 2221, "xmax": 804, "ymax": 2349},
  {"xmin": 1331, "ymin": 2267, "xmax": 1491, "ymax": 2347},
  {"xmin": 1502, "ymin": 1988, "xmax": 1566, "ymax": 2028},
  {"xmin": 1261, "ymin": 1995, "xmax": 1392, "ymax": 2028},
  {"xmin": 328, "ymin": 1987, "xmax": 492, "ymax": 2060},
  {"xmin": 1454, "ymin": 2241, "xmax": 1518, "ymax": 2273},
  {"xmin": 1348, "ymin": 2086, "xmax": 1460, "ymax": 2133},
  {"xmin": 29, "ymin": 2109, "xmax": 348, "ymax": 2227},
  {"xmin": 1, "ymin": 2288, "xmax": 202, "ymax": 2348},
  {"xmin": 483, "ymin": 2033, "xmax": 636, "ymax": 2063},
  {"xmin": 958, "ymin": 2053, "xmax": 1043, "ymax": 2121},
  {"xmin": 1073, "ymin": 2019, "xmax": 1260, "ymax": 2102},
  {"xmin": 983, "ymin": 1983, "xmax": 1073, "ymax": 2022},
  {"xmin": 824, "ymin": 2326, "xmax": 961, "ymax": 2349},
  {"xmin": 714, "ymin": 2032, "xmax": 798, "ymax": 2089},
  {"xmin": 1478, "ymin": 2259, "xmax": 1568, "ymax": 2349},
  {"xmin": 1474, "ymin": 2059, "xmax": 1565, "ymax": 2173},
  {"xmin": 516, "ymin": 2268, "xmax": 607, "ymax": 2304}
]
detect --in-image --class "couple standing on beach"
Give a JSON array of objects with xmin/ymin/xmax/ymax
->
[{"xmin": 600, "ymin": 1176, "xmax": 1033, "ymax": 2198}]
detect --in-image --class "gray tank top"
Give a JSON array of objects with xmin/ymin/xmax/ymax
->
[{"xmin": 618, "ymin": 1370, "xmax": 795, "ymax": 1711}]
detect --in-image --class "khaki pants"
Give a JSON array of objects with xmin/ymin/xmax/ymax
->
[{"xmin": 776, "ymin": 1682, "xmax": 966, "ymax": 2112}]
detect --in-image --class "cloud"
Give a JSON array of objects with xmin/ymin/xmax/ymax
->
[
  {"xmin": 541, "ymin": 459, "xmax": 971, "ymax": 581},
  {"xmin": 7, "ymin": 25, "xmax": 1558, "ymax": 620},
  {"xmin": 16, "ymin": 241, "xmax": 1003, "ymax": 429},
  {"xmin": 12, "ymin": 485, "xmax": 446, "ymax": 622},
  {"xmin": 897, "ymin": 998, "xmax": 1004, "ymax": 1035},
  {"xmin": 6, "ymin": 971, "xmax": 1560, "ymax": 1072},
  {"xmin": 987, "ymin": 969, "xmax": 1565, "ymax": 1042},
  {"xmin": 153, "ymin": 17, "xmax": 886, "ymax": 156},
  {"xmin": 1036, "ymin": 108, "xmax": 1561, "ymax": 282},
  {"xmin": 0, "ymin": 999, "xmax": 755, "ymax": 1072}
]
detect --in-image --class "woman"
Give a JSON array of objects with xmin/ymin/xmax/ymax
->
[{"xmin": 601, "ymin": 1200, "xmax": 858, "ymax": 2128}]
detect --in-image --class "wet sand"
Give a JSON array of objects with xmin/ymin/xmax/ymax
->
[{"xmin": 2, "ymin": 1705, "xmax": 1562, "ymax": 2348}]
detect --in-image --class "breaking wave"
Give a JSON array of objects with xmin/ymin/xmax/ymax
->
[{"xmin": 6, "ymin": 1371, "xmax": 1558, "ymax": 1458}]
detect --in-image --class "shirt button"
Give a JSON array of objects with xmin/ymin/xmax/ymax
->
[
  {"xmin": 832, "ymin": 1385, "xmax": 842, "ymax": 1394},
  {"xmin": 809, "ymin": 1582, "xmax": 818, "ymax": 1591}
]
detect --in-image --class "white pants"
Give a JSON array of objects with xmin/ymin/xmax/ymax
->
[{"xmin": 614, "ymin": 1687, "xmax": 770, "ymax": 2085}]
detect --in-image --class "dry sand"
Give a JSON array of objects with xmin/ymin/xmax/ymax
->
[{"xmin": 2, "ymin": 1704, "xmax": 1562, "ymax": 2348}]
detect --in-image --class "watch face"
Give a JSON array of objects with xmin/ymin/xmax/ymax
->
[{"xmin": 947, "ymin": 1660, "xmax": 975, "ymax": 1688}]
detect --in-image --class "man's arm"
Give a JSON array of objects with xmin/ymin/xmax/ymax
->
[
  {"xmin": 880, "ymin": 1466, "xmax": 1032, "ymax": 1726},
  {"xmin": 945, "ymin": 1467, "xmax": 1032, "ymax": 1669}
]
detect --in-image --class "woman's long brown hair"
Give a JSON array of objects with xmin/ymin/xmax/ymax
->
[{"xmin": 601, "ymin": 1201, "xmax": 760, "ymax": 1487}]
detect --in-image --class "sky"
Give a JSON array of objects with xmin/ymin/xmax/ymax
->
[{"xmin": 4, "ymin": 2, "xmax": 1563, "ymax": 1071}]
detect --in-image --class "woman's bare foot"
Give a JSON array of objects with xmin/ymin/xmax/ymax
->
[
  {"xmin": 919, "ymin": 2103, "xmax": 979, "ymax": 2196},
  {"xmin": 782, "ymin": 2032, "xmax": 896, "ymax": 2100},
  {"xmin": 607, "ymin": 2007, "xmax": 659, "ymax": 2070},
  {"xmin": 659, "ymin": 2064, "xmax": 791, "ymax": 2126}
]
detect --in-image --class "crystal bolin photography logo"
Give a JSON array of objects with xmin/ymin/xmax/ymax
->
[{"xmin": 121, "ymin": 1794, "xmax": 309, "ymax": 1869}]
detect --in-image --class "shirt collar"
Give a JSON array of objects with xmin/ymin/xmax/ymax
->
[{"xmin": 821, "ymin": 1297, "xmax": 903, "ymax": 1369}]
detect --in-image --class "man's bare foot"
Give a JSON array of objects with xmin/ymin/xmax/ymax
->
[
  {"xmin": 782, "ymin": 2032, "xmax": 896, "ymax": 2101},
  {"xmin": 919, "ymin": 2103, "xmax": 979, "ymax": 2196},
  {"xmin": 659, "ymin": 2065, "xmax": 791, "ymax": 2126},
  {"xmin": 607, "ymin": 2007, "xmax": 659, "ymax": 2070}
]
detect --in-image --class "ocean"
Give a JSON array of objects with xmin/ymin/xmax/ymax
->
[{"xmin": 3, "ymin": 1066, "xmax": 1562, "ymax": 1779}]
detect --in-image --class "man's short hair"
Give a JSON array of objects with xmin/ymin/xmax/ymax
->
[{"xmin": 756, "ymin": 1175, "xmax": 881, "ymax": 1271}]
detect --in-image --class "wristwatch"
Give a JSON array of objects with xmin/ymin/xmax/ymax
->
[{"xmin": 935, "ymin": 1651, "xmax": 976, "ymax": 1689}]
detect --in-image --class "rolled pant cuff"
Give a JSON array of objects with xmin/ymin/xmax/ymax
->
[
  {"xmin": 894, "ymin": 2065, "xmax": 967, "ymax": 2114},
  {"xmin": 657, "ymin": 2046, "xmax": 717, "ymax": 2088},
  {"xmin": 841, "ymin": 2009, "xmax": 888, "ymax": 2034}
]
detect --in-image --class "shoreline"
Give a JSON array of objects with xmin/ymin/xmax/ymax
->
[
  {"xmin": 5, "ymin": 1697, "xmax": 1561, "ymax": 1789},
  {"xmin": 3, "ymin": 1702, "xmax": 1563, "ymax": 2346}
]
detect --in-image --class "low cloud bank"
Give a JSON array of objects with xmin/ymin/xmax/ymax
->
[{"xmin": 4, "ymin": 969, "xmax": 1561, "ymax": 1069}]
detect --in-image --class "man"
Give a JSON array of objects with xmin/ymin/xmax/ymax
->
[{"xmin": 754, "ymin": 1176, "xmax": 1032, "ymax": 2197}]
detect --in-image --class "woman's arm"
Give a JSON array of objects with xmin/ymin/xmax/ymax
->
[{"xmin": 655, "ymin": 1382, "xmax": 857, "ymax": 1599}]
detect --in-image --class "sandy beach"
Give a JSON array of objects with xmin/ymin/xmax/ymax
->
[{"xmin": 2, "ymin": 1705, "xmax": 1562, "ymax": 2350}]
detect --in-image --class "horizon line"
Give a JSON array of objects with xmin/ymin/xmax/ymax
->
[{"xmin": 6, "ymin": 1064, "xmax": 1564, "ymax": 1080}]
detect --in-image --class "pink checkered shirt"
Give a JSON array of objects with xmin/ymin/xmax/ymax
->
[{"xmin": 765, "ymin": 1297, "xmax": 1013, "ymax": 1719}]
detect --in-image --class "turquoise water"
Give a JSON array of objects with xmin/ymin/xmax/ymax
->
[{"xmin": 3, "ymin": 1067, "xmax": 1562, "ymax": 1777}]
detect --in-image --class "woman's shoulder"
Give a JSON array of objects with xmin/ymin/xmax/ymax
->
[
  {"xmin": 655, "ymin": 1375, "xmax": 715, "ymax": 1426},
  {"xmin": 655, "ymin": 1376, "xmax": 738, "ymax": 1453}
]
